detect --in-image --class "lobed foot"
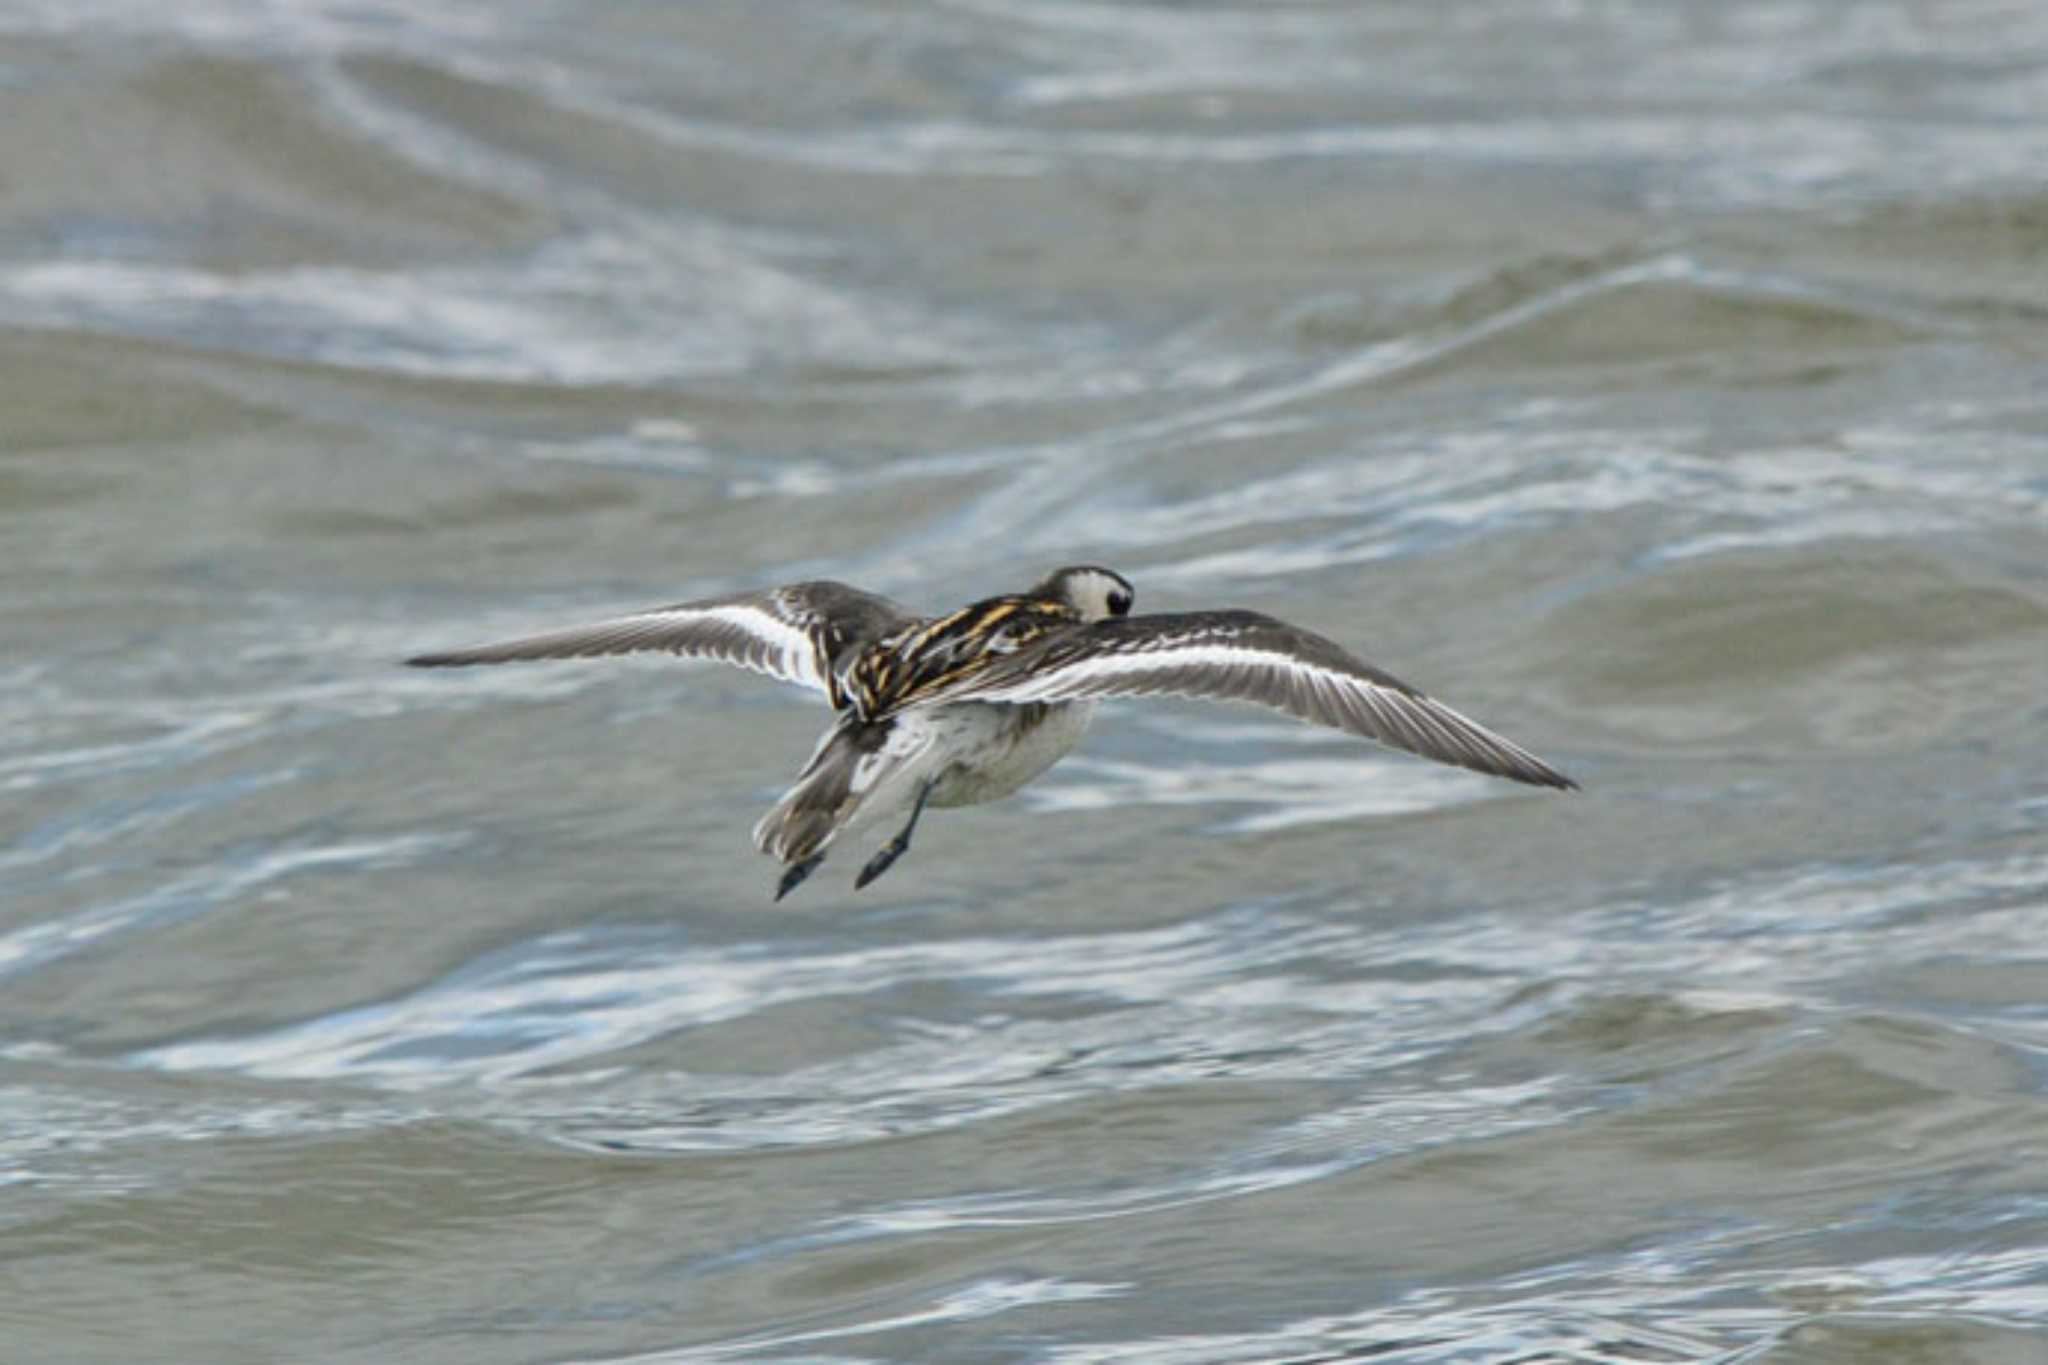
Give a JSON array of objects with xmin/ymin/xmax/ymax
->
[
  {"xmin": 774, "ymin": 854, "xmax": 824, "ymax": 901},
  {"xmin": 854, "ymin": 838, "xmax": 908, "ymax": 890},
  {"xmin": 853, "ymin": 779, "xmax": 936, "ymax": 892}
]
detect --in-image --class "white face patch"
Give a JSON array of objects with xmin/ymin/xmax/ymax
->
[{"xmin": 1054, "ymin": 568, "xmax": 1135, "ymax": 622}]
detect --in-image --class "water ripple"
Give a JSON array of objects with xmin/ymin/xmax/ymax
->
[
  {"xmin": 8, "ymin": 2, "xmax": 2048, "ymax": 1359},
  {"xmin": 0, "ymin": 831, "xmax": 467, "ymax": 981}
]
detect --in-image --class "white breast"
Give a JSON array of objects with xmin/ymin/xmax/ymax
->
[{"xmin": 927, "ymin": 701, "xmax": 1096, "ymax": 807}]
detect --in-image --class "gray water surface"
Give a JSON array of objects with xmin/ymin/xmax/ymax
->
[{"xmin": 5, "ymin": 3, "xmax": 2048, "ymax": 1362}]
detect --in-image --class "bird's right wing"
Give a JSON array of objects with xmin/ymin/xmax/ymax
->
[
  {"xmin": 406, "ymin": 581, "xmax": 913, "ymax": 702},
  {"xmin": 923, "ymin": 610, "xmax": 1576, "ymax": 789}
]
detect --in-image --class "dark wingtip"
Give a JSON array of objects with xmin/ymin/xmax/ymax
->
[
  {"xmin": 1484, "ymin": 754, "xmax": 1578, "ymax": 791},
  {"xmin": 406, "ymin": 648, "xmax": 504, "ymax": 667}
]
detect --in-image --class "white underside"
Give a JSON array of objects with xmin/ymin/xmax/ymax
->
[
  {"xmin": 926, "ymin": 700, "xmax": 1096, "ymax": 807},
  {"xmin": 829, "ymin": 700, "xmax": 1096, "ymax": 848}
]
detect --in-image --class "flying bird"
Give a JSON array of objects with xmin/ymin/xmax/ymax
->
[{"xmin": 408, "ymin": 566, "xmax": 1575, "ymax": 898}]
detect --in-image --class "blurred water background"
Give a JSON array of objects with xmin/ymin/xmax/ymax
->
[{"xmin": 5, "ymin": 2, "xmax": 2048, "ymax": 1361}]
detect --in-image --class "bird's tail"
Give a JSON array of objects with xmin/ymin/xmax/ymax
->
[{"xmin": 752, "ymin": 715, "xmax": 929, "ymax": 865}]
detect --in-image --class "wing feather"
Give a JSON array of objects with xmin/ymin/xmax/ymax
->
[
  {"xmin": 406, "ymin": 582, "xmax": 912, "ymax": 699},
  {"xmin": 926, "ymin": 610, "xmax": 1577, "ymax": 790}
]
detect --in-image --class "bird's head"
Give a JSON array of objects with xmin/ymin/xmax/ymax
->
[{"xmin": 1034, "ymin": 565, "xmax": 1135, "ymax": 622}]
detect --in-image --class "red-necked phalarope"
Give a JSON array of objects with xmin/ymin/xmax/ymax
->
[{"xmin": 409, "ymin": 566, "xmax": 1576, "ymax": 898}]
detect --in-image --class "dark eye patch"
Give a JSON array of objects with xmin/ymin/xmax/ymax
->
[{"xmin": 1109, "ymin": 591, "xmax": 1133, "ymax": 616}]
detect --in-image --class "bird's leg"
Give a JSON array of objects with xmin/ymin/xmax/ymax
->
[
  {"xmin": 774, "ymin": 854, "xmax": 825, "ymax": 902},
  {"xmin": 856, "ymin": 780, "xmax": 937, "ymax": 890}
]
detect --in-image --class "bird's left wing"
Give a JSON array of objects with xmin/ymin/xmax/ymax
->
[
  {"xmin": 406, "ymin": 581, "xmax": 912, "ymax": 701},
  {"xmin": 920, "ymin": 610, "xmax": 1576, "ymax": 789}
]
